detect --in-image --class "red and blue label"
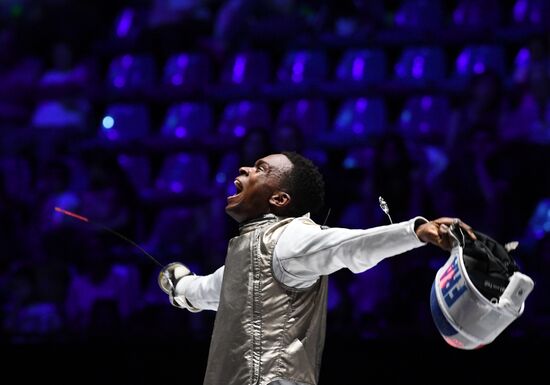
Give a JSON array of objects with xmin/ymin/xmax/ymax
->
[
  {"xmin": 439, "ymin": 255, "xmax": 467, "ymax": 307},
  {"xmin": 430, "ymin": 254, "xmax": 473, "ymax": 349}
]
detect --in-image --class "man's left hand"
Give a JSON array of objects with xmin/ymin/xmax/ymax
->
[{"xmin": 416, "ymin": 217, "xmax": 477, "ymax": 251}]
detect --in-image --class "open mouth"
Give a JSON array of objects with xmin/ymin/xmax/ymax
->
[{"xmin": 227, "ymin": 179, "xmax": 244, "ymax": 200}]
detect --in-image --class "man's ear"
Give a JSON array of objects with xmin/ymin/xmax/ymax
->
[{"xmin": 269, "ymin": 191, "xmax": 291, "ymax": 210}]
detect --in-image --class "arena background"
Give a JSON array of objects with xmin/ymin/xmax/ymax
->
[{"xmin": 1, "ymin": 0, "xmax": 549, "ymax": 383}]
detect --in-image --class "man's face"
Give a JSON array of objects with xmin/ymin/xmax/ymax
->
[{"xmin": 225, "ymin": 154, "xmax": 293, "ymax": 223}]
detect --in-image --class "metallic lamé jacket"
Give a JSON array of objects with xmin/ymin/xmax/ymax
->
[{"xmin": 203, "ymin": 214, "xmax": 328, "ymax": 385}]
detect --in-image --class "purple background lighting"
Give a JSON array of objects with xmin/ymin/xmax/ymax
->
[{"xmin": 0, "ymin": 0, "xmax": 548, "ymax": 384}]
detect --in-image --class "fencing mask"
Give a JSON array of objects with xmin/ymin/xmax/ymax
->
[{"xmin": 430, "ymin": 222, "xmax": 534, "ymax": 349}]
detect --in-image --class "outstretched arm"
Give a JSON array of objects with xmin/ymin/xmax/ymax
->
[
  {"xmin": 273, "ymin": 217, "xmax": 428, "ymax": 289},
  {"xmin": 273, "ymin": 216, "xmax": 476, "ymax": 289}
]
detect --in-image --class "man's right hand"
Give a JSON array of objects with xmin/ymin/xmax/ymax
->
[{"xmin": 415, "ymin": 217, "xmax": 476, "ymax": 251}]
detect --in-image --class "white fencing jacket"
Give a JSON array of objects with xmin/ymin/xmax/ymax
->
[{"xmin": 175, "ymin": 216, "xmax": 427, "ymax": 311}]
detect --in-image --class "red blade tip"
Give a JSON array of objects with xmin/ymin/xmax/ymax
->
[{"xmin": 54, "ymin": 207, "xmax": 89, "ymax": 223}]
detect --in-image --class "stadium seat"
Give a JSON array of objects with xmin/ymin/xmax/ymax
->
[
  {"xmin": 155, "ymin": 152, "xmax": 210, "ymax": 193},
  {"xmin": 454, "ymin": 45, "xmax": 506, "ymax": 79},
  {"xmin": 161, "ymin": 102, "xmax": 213, "ymax": 139},
  {"xmin": 332, "ymin": 98, "xmax": 386, "ymax": 143},
  {"xmin": 512, "ymin": 0, "xmax": 550, "ymax": 26},
  {"xmin": 107, "ymin": 54, "xmax": 156, "ymax": 90},
  {"xmin": 163, "ymin": 52, "xmax": 211, "ymax": 90},
  {"xmin": 276, "ymin": 99, "xmax": 329, "ymax": 138},
  {"xmin": 394, "ymin": 46, "xmax": 446, "ymax": 83},
  {"xmin": 277, "ymin": 50, "xmax": 328, "ymax": 84},
  {"xmin": 218, "ymin": 100, "xmax": 271, "ymax": 138},
  {"xmin": 220, "ymin": 51, "xmax": 270, "ymax": 87},
  {"xmin": 399, "ymin": 95, "xmax": 452, "ymax": 144},
  {"xmin": 336, "ymin": 49, "xmax": 386, "ymax": 84},
  {"xmin": 99, "ymin": 104, "xmax": 150, "ymax": 141}
]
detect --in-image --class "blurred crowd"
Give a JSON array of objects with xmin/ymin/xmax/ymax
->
[{"xmin": 0, "ymin": 0, "xmax": 549, "ymax": 345}]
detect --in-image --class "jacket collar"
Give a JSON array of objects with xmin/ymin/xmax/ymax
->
[
  {"xmin": 238, "ymin": 212, "xmax": 311, "ymax": 235},
  {"xmin": 238, "ymin": 213, "xmax": 281, "ymax": 235}
]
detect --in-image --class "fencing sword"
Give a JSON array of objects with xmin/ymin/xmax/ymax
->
[{"xmin": 54, "ymin": 207, "xmax": 164, "ymax": 268}]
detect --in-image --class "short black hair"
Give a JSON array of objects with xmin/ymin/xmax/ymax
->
[{"xmin": 280, "ymin": 151, "xmax": 325, "ymax": 217}]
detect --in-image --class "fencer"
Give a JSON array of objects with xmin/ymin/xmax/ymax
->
[{"xmin": 159, "ymin": 151, "xmax": 477, "ymax": 385}]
